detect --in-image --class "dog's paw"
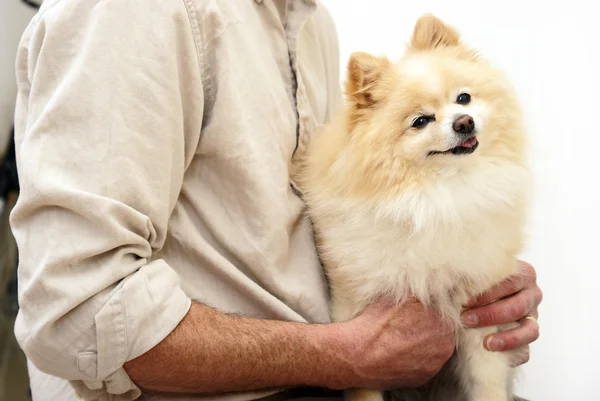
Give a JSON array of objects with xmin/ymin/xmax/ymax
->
[{"xmin": 345, "ymin": 388, "xmax": 385, "ymax": 401}]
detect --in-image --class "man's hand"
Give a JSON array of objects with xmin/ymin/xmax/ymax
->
[
  {"xmin": 333, "ymin": 299, "xmax": 456, "ymax": 390},
  {"xmin": 461, "ymin": 260, "xmax": 543, "ymax": 365}
]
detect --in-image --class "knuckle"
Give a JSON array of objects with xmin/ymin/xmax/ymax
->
[
  {"xmin": 496, "ymin": 309, "xmax": 511, "ymax": 324},
  {"xmin": 501, "ymin": 333, "xmax": 516, "ymax": 351},
  {"xmin": 508, "ymin": 304, "xmax": 524, "ymax": 321},
  {"xmin": 517, "ymin": 297, "xmax": 531, "ymax": 317},
  {"xmin": 478, "ymin": 310, "xmax": 495, "ymax": 325},
  {"xmin": 534, "ymin": 287, "xmax": 544, "ymax": 305},
  {"xmin": 509, "ymin": 275, "xmax": 524, "ymax": 292},
  {"xmin": 531, "ymin": 324, "xmax": 540, "ymax": 341}
]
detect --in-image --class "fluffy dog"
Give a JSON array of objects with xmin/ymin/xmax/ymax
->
[{"xmin": 294, "ymin": 13, "xmax": 531, "ymax": 401}]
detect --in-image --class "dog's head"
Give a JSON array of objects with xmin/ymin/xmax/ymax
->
[{"xmin": 338, "ymin": 14, "xmax": 526, "ymax": 198}]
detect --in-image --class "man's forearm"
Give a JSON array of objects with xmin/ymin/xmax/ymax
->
[{"xmin": 123, "ymin": 302, "xmax": 350, "ymax": 394}]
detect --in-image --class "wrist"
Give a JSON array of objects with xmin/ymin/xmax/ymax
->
[{"xmin": 303, "ymin": 321, "xmax": 359, "ymax": 390}]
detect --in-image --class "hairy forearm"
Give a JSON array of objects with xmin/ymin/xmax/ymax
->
[{"xmin": 123, "ymin": 302, "xmax": 349, "ymax": 394}]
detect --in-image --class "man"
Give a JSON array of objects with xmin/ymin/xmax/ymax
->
[{"xmin": 11, "ymin": 1, "xmax": 542, "ymax": 401}]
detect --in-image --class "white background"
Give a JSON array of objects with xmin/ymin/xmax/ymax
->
[
  {"xmin": 1, "ymin": 1, "xmax": 599, "ymax": 400},
  {"xmin": 0, "ymin": 0, "xmax": 37, "ymax": 155},
  {"xmin": 322, "ymin": 1, "xmax": 600, "ymax": 400}
]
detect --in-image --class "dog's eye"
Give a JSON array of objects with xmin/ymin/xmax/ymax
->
[
  {"xmin": 412, "ymin": 115, "xmax": 434, "ymax": 129},
  {"xmin": 456, "ymin": 93, "xmax": 471, "ymax": 105}
]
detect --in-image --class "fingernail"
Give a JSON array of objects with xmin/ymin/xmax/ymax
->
[
  {"xmin": 463, "ymin": 314, "xmax": 479, "ymax": 327},
  {"xmin": 487, "ymin": 337, "xmax": 505, "ymax": 351}
]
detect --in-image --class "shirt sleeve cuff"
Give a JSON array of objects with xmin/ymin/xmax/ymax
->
[{"xmin": 72, "ymin": 259, "xmax": 192, "ymax": 400}]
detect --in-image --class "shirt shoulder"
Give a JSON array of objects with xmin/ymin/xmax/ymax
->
[
  {"xmin": 313, "ymin": 0, "xmax": 341, "ymax": 51},
  {"xmin": 27, "ymin": 0, "xmax": 230, "ymax": 50}
]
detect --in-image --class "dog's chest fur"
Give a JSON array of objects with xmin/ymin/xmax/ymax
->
[{"xmin": 309, "ymin": 161, "xmax": 530, "ymax": 323}]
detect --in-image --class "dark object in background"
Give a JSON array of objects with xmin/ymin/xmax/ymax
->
[
  {"xmin": 0, "ymin": 127, "xmax": 28, "ymax": 400},
  {"xmin": 21, "ymin": 0, "xmax": 41, "ymax": 9},
  {"xmin": 0, "ymin": 129, "xmax": 19, "ymax": 215}
]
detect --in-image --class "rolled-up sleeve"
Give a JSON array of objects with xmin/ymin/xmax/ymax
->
[{"xmin": 10, "ymin": 0, "xmax": 204, "ymax": 399}]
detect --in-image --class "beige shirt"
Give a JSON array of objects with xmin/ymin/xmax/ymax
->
[{"xmin": 10, "ymin": 0, "xmax": 342, "ymax": 400}]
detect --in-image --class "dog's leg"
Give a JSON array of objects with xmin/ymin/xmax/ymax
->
[
  {"xmin": 456, "ymin": 325, "xmax": 516, "ymax": 401},
  {"xmin": 330, "ymin": 296, "xmax": 385, "ymax": 401}
]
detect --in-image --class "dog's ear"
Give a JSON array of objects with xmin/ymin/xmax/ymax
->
[
  {"xmin": 409, "ymin": 13, "xmax": 460, "ymax": 51},
  {"xmin": 345, "ymin": 51, "xmax": 392, "ymax": 109}
]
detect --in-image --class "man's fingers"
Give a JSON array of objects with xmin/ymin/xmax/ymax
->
[
  {"xmin": 465, "ymin": 261, "xmax": 536, "ymax": 308},
  {"xmin": 462, "ymin": 286, "xmax": 541, "ymax": 328},
  {"xmin": 464, "ymin": 276, "xmax": 525, "ymax": 309},
  {"xmin": 484, "ymin": 315, "xmax": 540, "ymax": 352}
]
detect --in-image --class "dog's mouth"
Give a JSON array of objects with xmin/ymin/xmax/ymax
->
[{"xmin": 429, "ymin": 136, "xmax": 479, "ymax": 156}]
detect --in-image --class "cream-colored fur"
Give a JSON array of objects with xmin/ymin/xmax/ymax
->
[{"xmin": 294, "ymin": 14, "xmax": 531, "ymax": 401}]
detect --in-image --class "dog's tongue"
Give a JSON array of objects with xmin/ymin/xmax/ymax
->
[{"xmin": 460, "ymin": 137, "xmax": 478, "ymax": 148}]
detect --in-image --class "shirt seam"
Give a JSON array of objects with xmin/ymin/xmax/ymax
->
[{"xmin": 181, "ymin": 0, "xmax": 206, "ymax": 79}]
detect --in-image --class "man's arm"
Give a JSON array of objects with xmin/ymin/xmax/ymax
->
[
  {"xmin": 123, "ymin": 299, "xmax": 457, "ymax": 394},
  {"xmin": 124, "ymin": 302, "xmax": 342, "ymax": 394}
]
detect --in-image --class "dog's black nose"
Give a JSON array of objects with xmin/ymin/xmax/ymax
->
[{"xmin": 453, "ymin": 115, "xmax": 475, "ymax": 135}]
